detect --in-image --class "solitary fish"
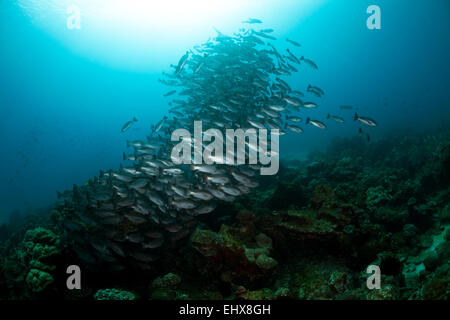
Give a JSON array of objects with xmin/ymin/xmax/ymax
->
[
  {"xmin": 121, "ymin": 117, "xmax": 138, "ymax": 132},
  {"xmin": 163, "ymin": 90, "xmax": 176, "ymax": 97},
  {"xmin": 354, "ymin": 113, "xmax": 377, "ymax": 127},
  {"xmin": 300, "ymin": 56, "xmax": 318, "ymax": 69},
  {"xmin": 243, "ymin": 18, "xmax": 262, "ymax": 24},
  {"xmin": 327, "ymin": 114, "xmax": 345, "ymax": 123},
  {"xmin": 307, "ymin": 84, "xmax": 324, "ymax": 96},
  {"xmin": 340, "ymin": 105, "xmax": 353, "ymax": 110},
  {"xmin": 306, "ymin": 117, "xmax": 327, "ymax": 129},
  {"xmin": 286, "ymin": 38, "xmax": 301, "ymax": 47}
]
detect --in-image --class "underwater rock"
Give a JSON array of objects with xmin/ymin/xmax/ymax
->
[
  {"xmin": 421, "ymin": 265, "xmax": 450, "ymax": 300},
  {"xmin": 402, "ymin": 263, "xmax": 426, "ymax": 290},
  {"xmin": 255, "ymin": 254, "xmax": 278, "ymax": 270},
  {"xmin": 439, "ymin": 141, "xmax": 450, "ymax": 182},
  {"xmin": 366, "ymin": 284, "xmax": 398, "ymax": 300},
  {"xmin": 237, "ymin": 288, "xmax": 275, "ymax": 300},
  {"xmin": 267, "ymin": 179, "xmax": 307, "ymax": 210},
  {"xmin": 94, "ymin": 288, "xmax": 137, "ymax": 300},
  {"xmin": 274, "ymin": 287, "xmax": 292, "ymax": 299},
  {"xmin": 261, "ymin": 208, "xmax": 350, "ymax": 243},
  {"xmin": 191, "ymin": 229, "xmax": 222, "ymax": 257},
  {"xmin": 191, "ymin": 225, "xmax": 277, "ymax": 286}
]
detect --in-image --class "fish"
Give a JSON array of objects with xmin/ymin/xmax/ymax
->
[
  {"xmin": 286, "ymin": 38, "xmax": 301, "ymax": 47},
  {"xmin": 175, "ymin": 51, "xmax": 190, "ymax": 75},
  {"xmin": 285, "ymin": 123, "xmax": 304, "ymax": 134},
  {"xmin": 286, "ymin": 115, "xmax": 302, "ymax": 122},
  {"xmin": 243, "ymin": 18, "xmax": 262, "ymax": 24},
  {"xmin": 164, "ymin": 90, "xmax": 176, "ymax": 97},
  {"xmin": 300, "ymin": 56, "xmax": 318, "ymax": 69},
  {"xmin": 327, "ymin": 114, "xmax": 345, "ymax": 123},
  {"xmin": 306, "ymin": 118, "xmax": 327, "ymax": 129},
  {"xmin": 283, "ymin": 96, "xmax": 303, "ymax": 107},
  {"xmin": 354, "ymin": 113, "xmax": 377, "ymax": 127},
  {"xmin": 340, "ymin": 105, "xmax": 353, "ymax": 110},
  {"xmin": 302, "ymin": 102, "xmax": 318, "ymax": 109},
  {"xmin": 121, "ymin": 117, "xmax": 138, "ymax": 132},
  {"xmin": 59, "ymin": 25, "xmax": 331, "ymax": 270},
  {"xmin": 307, "ymin": 84, "xmax": 324, "ymax": 96}
]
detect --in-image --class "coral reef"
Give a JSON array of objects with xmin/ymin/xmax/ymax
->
[
  {"xmin": 94, "ymin": 288, "xmax": 137, "ymax": 300},
  {"xmin": 0, "ymin": 131, "xmax": 449, "ymax": 300}
]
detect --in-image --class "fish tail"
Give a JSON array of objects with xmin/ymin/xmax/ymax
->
[
  {"xmin": 327, "ymin": 114, "xmax": 330, "ymax": 119},
  {"xmin": 354, "ymin": 113, "xmax": 358, "ymax": 121},
  {"xmin": 306, "ymin": 117, "xmax": 310, "ymax": 125},
  {"xmin": 123, "ymin": 152, "xmax": 127, "ymax": 161},
  {"xmin": 133, "ymin": 117, "xmax": 138, "ymax": 122},
  {"xmin": 359, "ymin": 128, "xmax": 363, "ymax": 134}
]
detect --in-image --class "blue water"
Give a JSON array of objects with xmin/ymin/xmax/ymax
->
[{"xmin": 1, "ymin": 0, "xmax": 449, "ymax": 221}]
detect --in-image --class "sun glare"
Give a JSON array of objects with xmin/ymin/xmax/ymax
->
[{"xmin": 18, "ymin": 0, "xmax": 327, "ymax": 71}]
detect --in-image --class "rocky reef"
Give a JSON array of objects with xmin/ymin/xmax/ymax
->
[{"xmin": 0, "ymin": 131, "xmax": 449, "ymax": 300}]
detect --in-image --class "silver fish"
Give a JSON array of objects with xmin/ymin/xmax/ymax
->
[
  {"xmin": 306, "ymin": 118, "xmax": 327, "ymax": 129},
  {"xmin": 121, "ymin": 117, "xmax": 138, "ymax": 132}
]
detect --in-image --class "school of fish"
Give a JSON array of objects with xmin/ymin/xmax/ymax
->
[{"xmin": 57, "ymin": 24, "xmax": 377, "ymax": 270}]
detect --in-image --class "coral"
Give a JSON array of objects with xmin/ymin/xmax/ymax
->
[
  {"xmin": 365, "ymin": 186, "xmax": 392, "ymax": 211},
  {"xmin": 94, "ymin": 288, "xmax": 137, "ymax": 300},
  {"xmin": 25, "ymin": 269, "xmax": 54, "ymax": 293},
  {"xmin": 255, "ymin": 254, "xmax": 278, "ymax": 270},
  {"xmin": 152, "ymin": 273, "xmax": 182, "ymax": 289},
  {"xmin": 190, "ymin": 225, "xmax": 277, "ymax": 286},
  {"xmin": 2, "ymin": 131, "xmax": 450, "ymax": 300}
]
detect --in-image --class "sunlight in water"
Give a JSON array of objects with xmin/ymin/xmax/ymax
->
[{"xmin": 18, "ymin": 0, "xmax": 327, "ymax": 71}]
